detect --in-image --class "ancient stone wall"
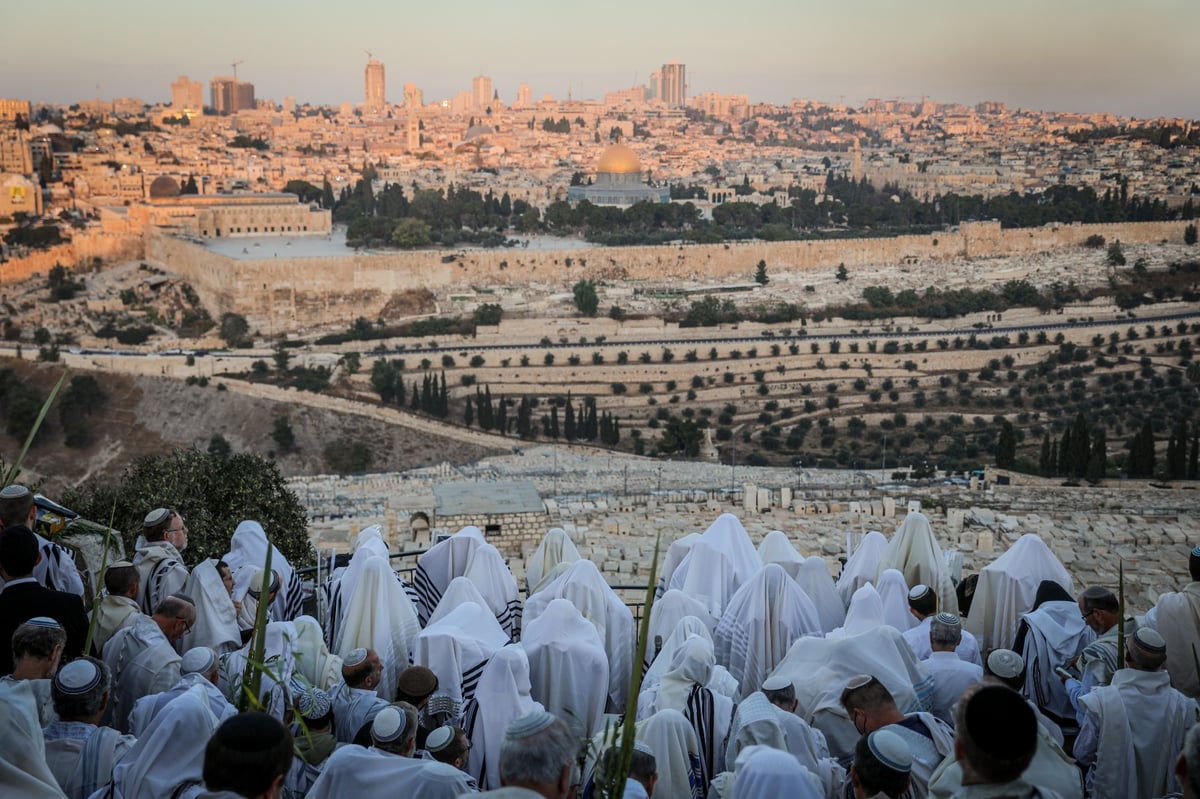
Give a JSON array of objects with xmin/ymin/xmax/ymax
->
[
  {"xmin": 146, "ymin": 219, "xmax": 1192, "ymax": 330},
  {"xmin": 432, "ymin": 511, "xmax": 551, "ymax": 556}
]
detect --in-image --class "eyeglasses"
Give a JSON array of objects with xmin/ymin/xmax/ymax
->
[
  {"xmin": 1080, "ymin": 608, "xmax": 1096, "ymax": 620},
  {"xmin": 180, "ymin": 617, "xmax": 194, "ymax": 633}
]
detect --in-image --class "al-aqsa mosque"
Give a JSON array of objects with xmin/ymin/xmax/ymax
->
[{"xmin": 566, "ymin": 142, "xmax": 670, "ymax": 206}]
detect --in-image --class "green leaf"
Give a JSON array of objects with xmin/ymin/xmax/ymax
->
[{"xmin": 4, "ymin": 369, "xmax": 67, "ymax": 486}]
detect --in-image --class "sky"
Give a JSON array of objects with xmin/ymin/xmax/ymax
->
[{"xmin": 3, "ymin": 0, "xmax": 1197, "ymax": 118}]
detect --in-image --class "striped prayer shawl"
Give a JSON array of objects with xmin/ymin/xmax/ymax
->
[
  {"xmin": 683, "ymin": 684, "xmax": 717, "ymax": 797},
  {"xmin": 413, "ymin": 563, "xmax": 441, "ymax": 627}
]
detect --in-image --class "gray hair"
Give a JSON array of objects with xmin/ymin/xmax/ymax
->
[
  {"xmin": 52, "ymin": 657, "xmax": 111, "ymax": 720},
  {"xmin": 11, "ymin": 622, "xmax": 67, "ymax": 666},
  {"xmin": 499, "ymin": 715, "xmax": 577, "ymax": 787},
  {"xmin": 930, "ymin": 616, "xmax": 963, "ymax": 648},
  {"xmin": 372, "ymin": 702, "xmax": 418, "ymax": 755}
]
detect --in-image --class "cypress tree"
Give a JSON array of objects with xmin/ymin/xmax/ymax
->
[
  {"xmin": 549, "ymin": 405, "xmax": 559, "ymax": 439},
  {"xmin": 564, "ymin": 397, "xmax": 576, "ymax": 441},
  {"xmin": 1189, "ymin": 434, "xmax": 1199, "ymax": 480},
  {"xmin": 996, "ymin": 420, "xmax": 1016, "ymax": 470},
  {"xmin": 1039, "ymin": 432, "xmax": 1053, "ymax": 476},
  {"xmin": 1057, "ymin": 428, "xmax": 1072, "ymax": 476},
  {"xmin": 1068, "ymin": 413, "xmax": 1090, "ymax": 478},
  {"xmin": 464, "ymin": 396, "xmax": 474, "ymax": 427},
  {"xmin": 1086, "ymin": 428, "xmax": 1107, "ymax": 482}
]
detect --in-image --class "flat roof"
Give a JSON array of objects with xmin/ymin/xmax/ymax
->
[{"xmin": 435, "ymin": 480, "xmax": 545, "ymax": 517}]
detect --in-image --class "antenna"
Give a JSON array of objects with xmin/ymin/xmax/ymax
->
[
  {"xmin": 365, "ymin": 50, "xmax": 373, "ymax": 61},
  {"xmin": 231, "ymin": 60, "xmax": 244, "ymax": 80}
]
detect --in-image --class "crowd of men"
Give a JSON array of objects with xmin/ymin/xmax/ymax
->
[{"xmin": 0, "ymin": 480, "xmax": 1198, "ymax": 799}]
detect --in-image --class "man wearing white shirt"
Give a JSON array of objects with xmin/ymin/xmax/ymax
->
[
  {"xmin": 902, "ymin": 585, "xmax": 981, "ymax": 666},
  {"xmin": 921, "ymin": 614, "xmax": 983, "ymax": 726}
]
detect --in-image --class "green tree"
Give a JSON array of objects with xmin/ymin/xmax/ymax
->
[
  {"xmin": 1106, "ymin": 241, "xmax": 1126, "ymax": 266},
  {"xmin": 1086, "ymin": 428, "xmax": 1107, "ymax": 482},
  {"xmin": 754, "ymin": 259, "xmax": 769, "ymax": 285},
  {"xmin": 1185, "ymin": 224, "xmax": 1198, "ymax": 246},
  {"xmin": 271, "ymin": 415, "xmax": 296, "ymax": 452},
  {"xmin": 339, "ymin": 352, "xmax": 361, "ymax": 376},
  {"xmin": 572, "ymin": 280, "xmax": 599, "ymax": 316},
  {"xmin": 835, "ymin": 263, "xmax": 848, "ymax": 282},
  {"xmin": 59, "ymin": 374, "xmax": 108, "ymax": 448},
  {"xmin": 61, "ymin": 449, "xmax": 313, "ymax": 567},
  {"xmin": 1038, "ymin": 431, "xmax": 1054, "ymax": 476},
  {"xmin": 207, "ymin": 434, "xmax": 233, "ymax": 459},
  {"xmin": 219, "ymin": 313, "xmax": 250, "ymax": 348},
  {"xmin": 273, "ymin": 344, "xmax": 291, "ymax": 372},
  {"xmin": 473, "ymin": 303, "xmax": 503, "ymax": 326},
  {"xmin": 323, "ymin": 440, "xmax": 372, "ymax": 474},
  {"xmin": 996, "ymin": 420, "xmax": 1016, "ymax": 469},
  {"xmin": 391, "ymin": 217, "xmax": 432, "ymax": 249}
]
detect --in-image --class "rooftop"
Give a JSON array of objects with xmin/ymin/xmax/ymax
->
[{"xmin": 434, "ymin": 479, "xmax": 545, "ymax": 516}]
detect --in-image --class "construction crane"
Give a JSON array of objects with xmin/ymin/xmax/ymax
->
[{"xmin": 231, "ymin": 60, "xmax": 243, "ymax": 80}]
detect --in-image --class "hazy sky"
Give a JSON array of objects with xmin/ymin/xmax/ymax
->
[{"xmin": 3, "ymin": 0, "xmax": 1197, "ymax": 117}]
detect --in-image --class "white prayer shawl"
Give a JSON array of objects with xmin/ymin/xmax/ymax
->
[
  {"xmin": 34, "ymin": 531, "xmax": 85, "ymax": 597},
  {"xmin": 464, "ymin": 543, "xmax": 522, "ymax": 640},
  {"xmin": 128, "ymin": 672, "xmax": 234, "ymax": 737},
  {"xmin": 645, "ymin": 589, "xmax": 716, "ymax": 674},
  {"xmin": 724, "ymin": 691, "xmax": 786, "ymax": 771},
  {"xmin": 323, "ymin": 536, "xmax": 391, "ymax": 649},
  {"xmin": 304, "ymin": 744, "xmax": 474, "ymax": 799},
  {"xmin": 667, "ymin": 515, "xmax": 761, "ymax": 619},
  {"xmin": 1018, "ymin": 600, "xmax": 1094, "ymax": 721},
  {"xmin": 876, "ymin": 513, "xmax": 956, "ymax": 614},
  {"xmin": 876, "ymin": 568, "xmax": 917, "ymax": 632},
  {"xmin": 103, "ymin": 614, "xmax": 182, "ymax": 733},
  {"xmin": 523, "ymin": 559, "xmax": 635, "ymax": 707},
  {"xmin": 731, "ymin": 746, "xmax": 823, "ymax": 799},
  {"xmin": 641, "ymin": 636, "xmax": 734, "ymax": 784},
  {"xmin": 773, "ymin": 709, "xmax": 845, "ymax": 799},
  {"xmin": 104, "ymin": 684, "xmax": 220, "ymax": 799},
  {"xmin": 412, "ymin": 525, "xmax": 487, "ymax": 626},
  {"xmin": 412, "ymin": 601, "xmax": 509, "ymax": 724},
  {"xmin": 177, "ymin": 559, "xmax": 241, "ymax": 655},
  {"xmin": 329, "ymin": 681, "xmax": 389, "ymax": 744},
  {"xmin": 713, "ymin": 563, "xmax": 824, "ymax": 699},
  {"xmin": 636, "ymin": 708, "xmax": 705, "ymax": 799},
  {"xmin": 1151, "ymin": 581, "xmax": 1200, "ymax": 697},
  {"xmin": 644, "ymin": 617, "xmax": 737, "ymax": 700},
  {"xmin": 767, "ymin": 626, "xmax": 934, "ymax": 760},
  {"xmin": 757, "ymin": 531, "xmax": 804, "ymax": 579},
  {"xmin": 219, "ymin": 621, "xmax": 299, "ymax": 719},
  {"xmin": 658, "ymin": 533, "xmax": 702, "ymax": 596},
  {"xmin": 521, "ymin": 598, "xmax": 609, "ymax": 739},
  {"xmin": 429, "ymin": 576, "xmax": 492, "ymax": 626},
  {"xmin": 827, "ymin": 583, "xmax": 886, "ymax": 639},
  {"xmin": 965, "ymin": 533, "xmax": 1072, "ymax": 651},
  {"xmin": 927, "ymin": 709, "xmax": 1083, "ymax": 799},
  {"xmin": 464, "ymin": 645, "xmax": 545, "ymax": 790},
  {"xmin": 795, "ymin": 557, "xmax": 845, "ymax": 634},
  {"xmin": 43, "ymin": 720, "xmax": 134, "ymax": 799},
  {"xmin": 335, "ymin": 556, "xmax": 421, "ymax": 700},
  {"xmin": 352, "ymin": 523, "xmax": 384, "ymax": 551},
  {"xmin": 879, "ymin": 713, "xmax": 955, "ymax": 799},
  {"xmin": 902, "ymin": 615, "xmax": 983, "ymax": 666},
  {"xmin": 1078, "ymin": 669, "xmax": 1198, "ymax": 799},
  {"xmin": 291, "ymin": 614, "xmax": 343, "ymax": 690},
  {"xmin": 835, "ymin": 530, "xmax": 888, "ymax": 608},
  {"xmin": 525, "ymin": 527, "xmax": 581, "ymax": 594},
  {"xmin": 89, "ymin": 595, "xmax": 139, "ymax": 656},
  {"xmin": 0, "ymin": 679, "xmax": 66, "ymax": 799},
  {"xmin": 222, "ymin": 520, "xmax": 304, "ymax": 622},
  {"xmin": 131, "ymin": 540, "xmax": 189, "ymax": 615}
]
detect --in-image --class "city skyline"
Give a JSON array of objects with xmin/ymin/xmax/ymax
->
[{"xmin": 2, "ymin": 0, "xmax": 1198, "ymax": 118}]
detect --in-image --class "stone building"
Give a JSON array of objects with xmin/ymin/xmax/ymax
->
[
  {"xmin": 128, "ymin": 176, "xmax": 332, "ymax": 238},
  {"xmin": 432, "ymin": 480, "xmax": 549, "ymax": 556},
  {"xmin": 566, "ymin": 143, "xmax": 669, "ymax": 207}
]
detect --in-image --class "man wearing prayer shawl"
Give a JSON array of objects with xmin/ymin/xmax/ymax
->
[
  {"xmin": 412, "ymin": 525, "xmax": 487, "ymax": 626},
  {"xmin": 328, "ymin": 647, "xmax": 390, "ymax": 744},
  {"xmin": 730, "ymin": 746, "xmax": 823, "ymax": 798},
  {"xmin": 463, "ymin": 644, "xmax": 545, "ymax": 790},
  {"xmin": 761, "ymin": 675, "xmax": 845, "ymax": 799},
  {"xmin": 1144, "ymin": 545, "xmax": 1200, "ymax": 698},
  {"xmin": 321, "ymin": 532, "xmax": 390, "ymax": 649},
  {"xmin": 132, "ymin": 508, "xmax": 190, "ymax": 615},
  {"xmin": 920, "ymin": 614, "xmax": 982, "ymax": 726},
  {"xmin": 665, "ymin": 514, "xmax": 761, "ymax": 620},
  {"xmin": 285, "ymin": 680, "xmax": 338, "ymax": 796},
  {"xmin": 795, "ymin": 556, "xmax": 846, "ymax": 634},
  {"xmin": 901, "ymin": 585, "xmax": 981, "ymax": 666},
  {"xmin": 0, "ymin": 677, "xmax": 65, "ymax": 799},
  {"xmin": 306, "ymin": 702, "xmax": 473, "ymax": 798},
  {"xmin": 757, "ymin": 530, "xmax": 805, "ymax": 579},
  {"xmin": 221, "ymin": 520, "xmax": 304, "ymax": 623},
  {"xmin": 876, "ymin": 569, "xmax": 919, "ymax": 632},
  {"xmin": 837, "ymin": 530, "xmax": 888, "ymax": 608},
  {"xmin": 43, "ymin": 658, "xmax": 135, "ymax": 799},
  {"xmin": 635, "ymin": 708, "xmax": 706, "ymax": 799},
  {"xmin": 876, "ymin": 512, "xmax": 957, "ymax": 616},
  {"xmin": 522, "ymin": 597, "xmax": 610, "ymax": 739},
  {"xmin": 713, "ymin": 562, "xmax": 823, "ymax": 700},
  {"xmin": 645, "ymin": 591, "xmax": 717, "ymax": 674},
  {"xmin": 525, "ymin": 527, "xmax": 581, "ymax": 595},
  {"xmin": 177, "ymin": 559, "xmax": 241, "ymax": 656},
  {"xmin": 1075, "ymin": 628, "xmax": 1199, "ymax": 799},
  {"xmin": 412, "ymin": 601, "xmax": 509, "ymax": 726},
  {"xmin": 128, "ymin": 646, "xmax": 234, "ymax": 737},
  {"xmin": 89, "ymin": 562, "xmax": 141, "ymax": 657},
  {"xmin": 102, "ymin": 595, "xmax": 193, "ymax": 733},
  {"xmin": 964, "ymin": 533, "xmax": 1072, "ymax": 653},
  {"xmin": 840, "ymin": 674, "xmax": 955, "ymax": 799},
  {"xmin": 464, "ymin": 542, "xmax": 523, "ymax": 640},
  {"xmin": 643, "ymin": 616, "xmax": 739, "ymax": 704},
  {"xmin": 333, "ymin": 555, "xmax": 421, "ymax": 702},
  {"xmin": 1062, "ymin": 586, "xmax": 1122, "ymax": 722},
  {"xmin": 3, "ymin": 616, "xmax": 66, "ymax": 725},
  {"xmin": 0, "ymin": 484, "xmax": 85, "ymax": 597},
  {"xmin": 1012, "ymin": 581, "xmax": 1093, "ymax": 730}
]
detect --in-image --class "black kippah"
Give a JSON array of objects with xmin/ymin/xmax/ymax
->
[
  {"xmin": 214, "ymin": 711, "xmax": 288, "ymax": 751},
  {"xmin": 964, "ymin": 686, "xmax": 1035, "ymax": 759}
]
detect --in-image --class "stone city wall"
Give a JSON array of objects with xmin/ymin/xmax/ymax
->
[
  {"xmin": 1, "ymin": 231, "xmax": 145, "ymax": 285},
  {"xmin": 146, "ymin": 220, "xmax": 1191, "ymax": 330},
  {"xmin": 432, "ymin": 511, "xmax": 552, "ymax": 554}
]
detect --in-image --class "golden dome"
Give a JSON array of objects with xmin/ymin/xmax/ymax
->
[{"xmin": 596, "ymin": 143, "xmax": 642, "ymax": 175}]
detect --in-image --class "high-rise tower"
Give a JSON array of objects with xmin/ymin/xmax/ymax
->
[
  {"xmin": 472, "ymin": 75, "xmax": 493, "ymax": 111},
  {"xmin": 364, "ymin": 58, "xmax": 386, "ymax": 112},
  {"xmin": 660, "ymin": 62, "xmax": 686, "ymax": 107}
]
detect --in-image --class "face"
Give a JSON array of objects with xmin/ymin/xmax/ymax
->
[
  {"xmin": 168, "ymin": 610, "xmax": 195, "ymax": 643},
  {"xmin": 850, "ymin": 706, "xmax": 867, "ymax": 735},
  {"xmin": 365, "ymin": 651, "xmax": 382, "ymax": 686},
  {"xmin": 1079, "ymin": 598, "xmax": 1103, "ymax": 633},
  {"xmin": 219, "ymin": 565, "xmax": 234, "ymax": 596},
  {"xmin": 165, "ymin": 513, "xmax": 189, "ymax": 552},
  {"xmin": 454, "ymin": 735, "xmax": 471, "ymax": 770}
]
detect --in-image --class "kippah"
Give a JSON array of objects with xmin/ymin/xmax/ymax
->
[
  {"xmin": 291, "ymin": 682, "xmax": 332, "ymax": 720},
  {"xmin": 214, "ymin": 711, "xmax": 289, "ymax": 751},
  {"xmin": 964, "ymin": 686, "xmax": 1035, "ymax": 759},
  {"xmin": 845, "ymin": 674, "xmax": 873, "ymax": 691},
  {"xmin": 372, "ymin": 706, "xmax": 409, "ymax": 743},
  {"xmin": 934, "ymin": 612, "xmax": 961, "ymax": 626},
  {"xmin": 426, "ymin": 725, "xmax": 455, "ymax": 753},
  {"xmin": 761, "ymin": 674, "xmax": 792, "ymax": 691},
  {"xmin": 1081, "ymin": 586, "xmax": 1114, "ymax": 600},
  {"xmin": 986, "ymin": 649, "xmax": 1024, "ymax": 679},
  {"xmin": 144, "ymin": 508, "xmax": 172, "ymax": 527},
  {"xmin": 344, "ymin": 648, "xmax": 368, "ymax": 667},
  {"xmin": 0, "ymin": 484, "xmax": 31, "ymax": 499},
  {"xmin": 1191, "ymin": 545, "xmax": 1200, "ymax": 558},
  {"xmin": 634, "ymin": 741, "xmax": 655, "ymax": 756},
  {"xmin": 181, "ymin": 647, "xmax": 217, "ymax": 675},
  {"xmin": 55, "ymin": 659, "xmax": 102, "ymax": 695},
  {"xmin": 108, "ymin": 560, "xmax": 135, "ymax": 569},
  {"xmin": 907, "ymin": 584, "xmax": 931, "ymax": 600},
  {"xmin": 506, "ymin": 710, "xmax": 557, "ymax": 739},
  {"xmin": 22, "ymin": 616, "xmax": 63, "ymax": 629},
  {"xmin": 246, "ymin": 569, "xmax": 280, "ymax": 597},
  {"xmin": 867, "ymin": 729, "xmax": 912, "ymax": 773},
  {"xmin": 1132, "ymin": 627, "xmax": 1166, "ymax": 654},
  {"xmin": 397, "ymin": 665, "xmax": 438, "ymax": 697}
]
